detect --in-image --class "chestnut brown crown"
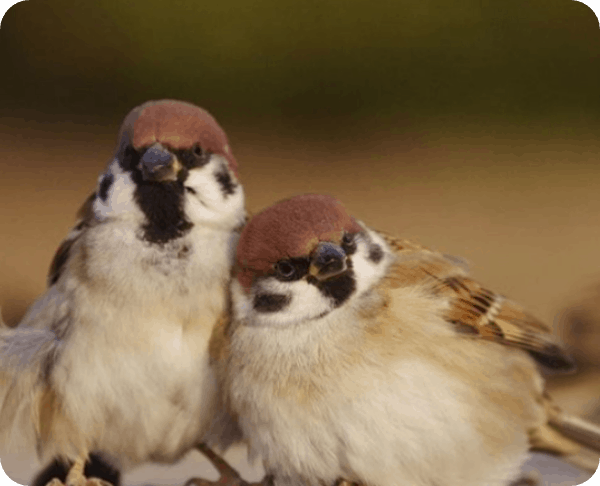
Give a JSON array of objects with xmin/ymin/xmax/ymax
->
[
  {"xmin": 236, "ymin": 194, "xmax": 362, "ymax": 290},
  {"xmin": 117, "ymin": 99, "xmax": 238, "ymax": 175}
]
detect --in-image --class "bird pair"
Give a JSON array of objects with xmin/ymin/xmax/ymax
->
[{"xmin": 1, "ymin": 100, "xmax": 599, "ymax": 486}]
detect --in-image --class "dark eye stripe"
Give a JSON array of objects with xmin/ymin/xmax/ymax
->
[{"xmin": 273, "ymin": 258, "xmax": 309, "ymax": 282}]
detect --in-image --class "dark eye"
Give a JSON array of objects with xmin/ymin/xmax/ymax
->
[
  {"xmin": 341, "ymin": 233, "xmax": 357, "ymax": 254},
  {"xmin": 275, "ymin": 260, "xmax": 296, "ymax": 280},
  {"xmin": 193, "ymin": 144, "xmax": 204, "ymax": 157},
  {"xmin": 273, "ymin": 258, "xmax": 309, "ymax": 281},
  {"xmin": 179, "ymin": 145, "xmax": 209, "ymax": 168}
]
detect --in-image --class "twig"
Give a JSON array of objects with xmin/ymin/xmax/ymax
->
[{"xmin": 186, "ymin": 444, "xmax": 268, "ymax": 486}]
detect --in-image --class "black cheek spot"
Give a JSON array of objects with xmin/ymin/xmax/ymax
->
[
  {"xmin": 215, "ymin": 168, "xmax": 237, "ymax": 197},
  {"xmin": 98, "ymin": 173, "xmax": 114, "ymax": 201},
  {"xmin": 368, "ymin": 244, "xmax": 384, "ymax": 263},
  {"xmin": 253, "ymin": 293, "xmax": 291, "ymax": 313}
]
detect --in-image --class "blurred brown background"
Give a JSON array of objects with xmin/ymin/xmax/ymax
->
[{"xmin": 1, "ymin": 0, "xmax": 600, "ymax": 485}]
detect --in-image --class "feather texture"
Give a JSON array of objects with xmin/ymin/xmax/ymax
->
[
  {"xmin": 379, "ymin": 232, "xmax": 575, "ymax": 372},
  {"xmin": 221, "ymin": 195, "xmax": 598, "ymax": 486},
  {"xmin": 0, "ymin": 100, "xmax": 246, "ymax": 484}
]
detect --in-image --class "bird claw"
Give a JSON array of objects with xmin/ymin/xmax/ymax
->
[
  {"xmin": 44, "ymin": 455, "xmax": 114, "ymax": 486},
  {"xmin": 187, "ymin": 444, "xmax": 266, "ymax": 486},
  {"xmin": 45, "ymin": 478, "xmax": 113, "ymax": 486}
]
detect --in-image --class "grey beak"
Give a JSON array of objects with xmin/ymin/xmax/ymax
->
[
  {"xmin": 139, "ymin": 144, "xmax": 181, "ymax": 182},
  {"xmin": 309, "ymin": 242, "xmax": 347, "ymax": 280}
]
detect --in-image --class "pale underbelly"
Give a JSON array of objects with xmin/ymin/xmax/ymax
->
[{"xmin": 55, "ymin": 335, "xmax": 216, "ymax": 468}]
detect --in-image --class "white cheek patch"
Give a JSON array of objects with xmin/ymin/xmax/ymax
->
[
  {"xmin": 352, "ymin": 229, "xmax": 392, "ymax": 296},
  {"xmin": 185, "ymin": 164, "xmax": 223, "ymax": 205},
  {"xmin": 233, "ymin": 278, "xmax": 335, "ymax": 328},
  {"xmin": 232, "ymin": 228, "xmax": 393, "ymax": 329},
  {"xmin": 183, "ymin": 156, "xmax": 245, "ymax": 227},
  {"xmin": 231, "ymin": 280, "xmax": 254, "ymax": 322},
  {"xmin": 93, "ymin": 161, "xmax": 140, "ymax": 221}
]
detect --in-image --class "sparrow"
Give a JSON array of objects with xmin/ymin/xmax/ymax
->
[
  {"xmin": 213, "ymin": 193, "xmax": 600, "ymax": 486},
  {"xmin": 0, "ymin": 99, "xmax": 246, "ymax": 486}
]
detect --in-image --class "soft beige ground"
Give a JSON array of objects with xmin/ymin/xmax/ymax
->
[{"xmin": 1, "ymin": 116, "xmax": 599, "ymax": 485}]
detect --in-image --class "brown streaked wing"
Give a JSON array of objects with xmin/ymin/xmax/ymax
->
[
  {"xmin": 75, "ymin": 191, "xmax": 96, "ymax": 221},
  {"xmin": 380, "ymin": 231, "xmax": 576, "ymax": 373},
  {"xmin": 47, "ymin": 192, "xmax": 96, "ymax": 287},
  {"xmin": 47, "ymin": 238, "xmax": 76, "ymax": 287}
]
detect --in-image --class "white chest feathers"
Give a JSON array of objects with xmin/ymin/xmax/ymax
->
[{"xmin": 47, "ymin": 223, "xmax": 233, "ymax": 466}]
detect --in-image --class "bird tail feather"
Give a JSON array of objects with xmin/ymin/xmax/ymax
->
[
  {"xmin": 549, "ymin": 411, "xmax": 600, "ymax": 454},
  {"xmin": 0, "ymin": 324, "xmax": 58, "ymax": 371},
  {"xmin": 529, "ymin": 397, "xmax": 600, "ymax": 474}
]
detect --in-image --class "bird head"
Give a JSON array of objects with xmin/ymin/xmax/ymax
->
[
  {"xmin": 233, "ymin": 194, "xmax": 392, "ymax": 327},
  {"xmin": 93, "ymin": 99, "xmax": 245, "ymax": 243}
]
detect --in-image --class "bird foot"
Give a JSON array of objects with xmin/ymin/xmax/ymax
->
[
  {"xmin": 187, "ymin": 444, "xmax": 267, "ymax": 486},
  {"xmin": 44, "ymin": 455, "xmax": 114, "ymax": 486},
  {"xmin": 45, "ymin": 478, "xmax": 113, "ymax": 486}
]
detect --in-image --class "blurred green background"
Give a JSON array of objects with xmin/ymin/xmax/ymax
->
[
  {"xmin": 1, "ymin": 0, "xmax": 600, "ymax": 134},
  {"xmin": 2, "ymin": 0, "xmax": 600, "ymax": 343}
]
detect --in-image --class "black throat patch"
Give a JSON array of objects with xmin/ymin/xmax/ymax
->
[
  {"xmin": 308, "ymin": 266, "xmax": 356, "ymax": 308},
  {"xmin": 122, "ymin": 147, "xmax": 193, "ymax": 244},
  {"xmin": 134, "ymin": 180, "xmax": 193, "ymax": 244}
]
